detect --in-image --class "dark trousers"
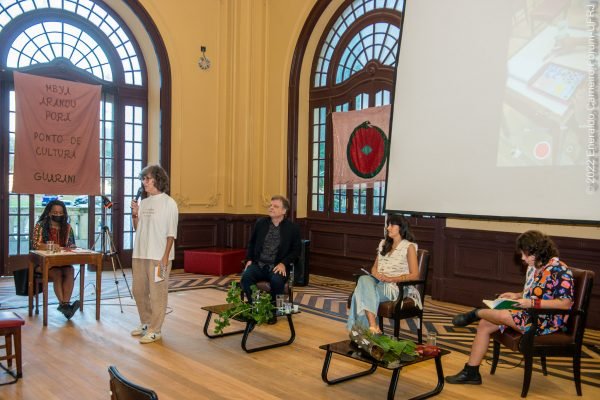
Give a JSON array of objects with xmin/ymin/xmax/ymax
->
[{"xmin": 241, "ymin": 263, "xmax": 286, "ymax": 303}]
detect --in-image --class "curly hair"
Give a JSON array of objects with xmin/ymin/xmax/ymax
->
[
  {"xmin": 381, "ymin": 214, "xmax": 416, "ymax": 256},
  {"xmin": 37, "ymin": 200, "xmax": 71, "ymax": 246},
  {"xmin": 516, "ymin": 230, "xmax": 559, "ymax": 266},
  {"xmin": 139, "ymin": 164, "xmax": 170, "ymax": 193}
]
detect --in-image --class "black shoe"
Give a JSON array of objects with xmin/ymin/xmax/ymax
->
[
  {"xmin": 57, "ymin": 303, "xmax": 69, "ymax": 318},
  {"xmin": 452, "ymin": 309, "xmax": 480, "ymax": 327},
  {"xmin": 267, "ymin": 315, "xmax": 277, "ymax": 325},
  {"xmin": 64, "ymin": 300, "xmax": 80, "ymax": 320},
  {"xmin": 445, "ymin": 364, "xmax": 482, "ymax": 385}
]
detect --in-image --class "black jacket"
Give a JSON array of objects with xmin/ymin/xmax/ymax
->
[{"xmin": 246, "ymin": 217, "xmax": 301, "ymax": 270}]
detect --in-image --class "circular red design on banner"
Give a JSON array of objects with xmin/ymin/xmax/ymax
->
[{"xmin": 346, "ymin": 122, "xmax": 389, "ymax": 178}]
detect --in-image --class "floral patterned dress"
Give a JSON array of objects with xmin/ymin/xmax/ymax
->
[
  {"xmin": 509, "ymin": 257, "xmax": 574, "ymax": 335},
  {"xmin": 32, "ymin": 222, "xmax": 75, "ymax": 250}
]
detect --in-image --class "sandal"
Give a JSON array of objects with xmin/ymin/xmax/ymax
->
[{"xmin": 369, "ymin": 326, "xmax": 382, "ymax": 335}]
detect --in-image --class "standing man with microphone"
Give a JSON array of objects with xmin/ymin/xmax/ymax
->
[{"xmin": 129, "ymin": 164, "xmax": 179, "ymax": 344}]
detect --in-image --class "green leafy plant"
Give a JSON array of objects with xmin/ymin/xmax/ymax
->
[
  {"xmin": 213, "ymin": 282, "xmax": 274, "ymax": 335},
  {"xmin": 366, "ymin": 330, "xmax": 417, "ymax": 363},
  {"xmin": 349, "ymin": 324, "xmax": 417, "ymax": 364}
]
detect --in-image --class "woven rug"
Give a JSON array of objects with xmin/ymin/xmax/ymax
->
[{"xmin": 1, "ymin": 270, "xmax": 599, "ymax": 388}]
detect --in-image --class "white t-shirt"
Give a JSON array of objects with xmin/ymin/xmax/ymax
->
[{"xmin": 132, "ymin": 192, "xmax": 179, "ymax": 261}]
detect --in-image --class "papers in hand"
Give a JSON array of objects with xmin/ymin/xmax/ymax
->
[
  {"xmin": 360, "ymin": 268, "xmax": 373, "ymax": 276},
  {"xmin": 483, "ymin": 298, "xmax": 519, "ymax": 310},
  {"xmin": 361, "ymin": 268, "xmax": 380, "ymax": 282},
  {"xmin": 154, "ymin": 265, "xmax": 166, "ymax": 282}
]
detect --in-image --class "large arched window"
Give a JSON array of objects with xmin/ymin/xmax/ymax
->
[
  {"xmin": 0, "ymin": 0, "xmax": 148, "ymax": 271},
  {"xmin": 309, "ymin": 0, "xmax": 403, "ymax": 220}
]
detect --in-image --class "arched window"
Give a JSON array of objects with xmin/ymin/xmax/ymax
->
[
  {"xmin": 309, "ymin": 0, "xmax": 403, "ymax": 220},
  {"xmin": 0, "ymin": 0, "xmax": 148, "ymax": 270}
]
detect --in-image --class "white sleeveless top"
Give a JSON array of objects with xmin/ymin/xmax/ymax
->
[
  {"xmin": 376, "ymin": 239, "xmax": 422, "ymax": 309},
  {"xmin": 377, "ymin": 239, "xmax": 416, "ymax": 276}
]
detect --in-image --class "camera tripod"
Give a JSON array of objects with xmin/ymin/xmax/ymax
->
[{"xmin": 91, "ymin": 225, "xmax": 133, "ymax": 313}]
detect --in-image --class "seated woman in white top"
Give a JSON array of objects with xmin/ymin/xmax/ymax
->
[{"xmin": 347, "ymin": 214, "xmax": 420, "ymax": 334}]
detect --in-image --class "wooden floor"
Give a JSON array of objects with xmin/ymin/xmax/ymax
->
[{"xmin": 1, "ymin": 287, "xmax": 598, "ymax": 400}]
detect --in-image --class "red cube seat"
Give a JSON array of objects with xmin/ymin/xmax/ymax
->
[
  {"xmin": 184, "ymin": 248, "xmax": 246, "ymax": 276},
  {"xmin": 0, "ymin": 311, "xmax": 25, "ymax": 380}
]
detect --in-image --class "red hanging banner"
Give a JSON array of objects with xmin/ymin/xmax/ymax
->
[
  {"xmin": 12, "ymin": 72, "xmax": 101, "ymax": 195},
  {"xmin": 332, "ymin": 105, "xmax": 390, "ymax": 187}
]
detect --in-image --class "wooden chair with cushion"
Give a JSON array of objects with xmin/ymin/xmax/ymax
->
[
  {"xmin": 0, "ymin": 311, "xmax": 25, "ymax": 384},
  {"xmin": 490, "ymin": 267, "xmax": 595, "ymax": 398},
  {"xmin": 108, "ymin": 366, "xmax": 158, "ymax": 400},
  {"xmin": 347, "ymin": 249, "xmax": 430, "ymax": 342}
]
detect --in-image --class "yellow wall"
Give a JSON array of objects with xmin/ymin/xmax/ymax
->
[
  {"xmin": 134, "ymin": 0, "xmax": 316, "ymax": 215},
  {"xmin": 446, "ymin": 218, "xmax": 600, "ymax": 240}
]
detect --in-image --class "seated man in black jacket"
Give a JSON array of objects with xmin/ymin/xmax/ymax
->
[{"xmin": 241, "ymin": 195, "xmax": 301, "ymax": 308}]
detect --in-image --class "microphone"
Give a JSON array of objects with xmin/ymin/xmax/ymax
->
[
  {"xmin": 101, "ymin": 195, "xmax": 113, "ymax": 209},
  {"xmin": 134, "ymin": 186, "xmax": 143, "ymax": 202}
]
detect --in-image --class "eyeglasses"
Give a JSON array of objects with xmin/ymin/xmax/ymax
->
[{"xmin": 141, "ymin": 176, "xmax": 153, "ymax": 181}]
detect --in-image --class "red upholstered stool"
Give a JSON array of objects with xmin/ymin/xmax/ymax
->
[
  {"xmin": 0, "ymin": 311, "xmax": 25, "ymax": 381},
  {"xmin": 184, "ymin": 248, "xmax": 246, "ymax": 275}
]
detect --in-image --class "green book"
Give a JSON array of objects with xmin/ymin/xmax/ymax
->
[{"xmin": 482, "ymin": 298, "xmax": 519, "ymax": 310}]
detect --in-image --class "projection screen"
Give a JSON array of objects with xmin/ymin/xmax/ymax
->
[{"xmin": 385, "ymin": 0, "xmax": 599, "ymax": 223}]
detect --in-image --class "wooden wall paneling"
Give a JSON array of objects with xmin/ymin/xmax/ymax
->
[
  {"xmin": 174, "ymin": 214, "xmax": 260, "ymax": 267},
  {"xmin": 304, "ymin": 216, "xmax": 441, "ymax": 281},
  {"xmin": 306, "ymin": 219, "xmax": 381, "ymax": 279},
  {"xmin": 440, "ymin": 229, "xmax": 522, "ymax": 306},
  {"xmin": 227, "ymin": 218, "xmax": 256, "ymax": 248},
  {"xmin": 409, "ymin": 218, "xmax": 442, "ymax": 296},
  {"xmin": 177, "ymin": 219, "xmax": 219, "ymax": 249}
]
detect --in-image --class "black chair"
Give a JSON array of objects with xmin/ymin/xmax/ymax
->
[
  {"xmin": 490, "ymin": 267, "xmax": 595, "ymax": 397},
  {"xmin": 347, "ymin": 249, "xmax": 430, "ymax": 342},
  {"xmin": 13, "ymin": 267, "xmax": 44, "ymax": 315},
  {"xmin": 108, "ymin": 366, "xmax": 158, "ymax": 400}
]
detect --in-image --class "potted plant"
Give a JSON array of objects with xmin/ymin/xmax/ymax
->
[{"xmin": 213, "ymin": 282, "xmax": 274, "ymax": 334}]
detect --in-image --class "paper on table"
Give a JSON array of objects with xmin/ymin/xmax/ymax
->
[{"xmin": 71, "ymin": 248, "xmax": 94, "ymax": 253}]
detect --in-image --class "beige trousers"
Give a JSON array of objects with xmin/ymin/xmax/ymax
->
[{"xmin": 132, "ymin": 258, "xmax": 171, "ymax": 333}]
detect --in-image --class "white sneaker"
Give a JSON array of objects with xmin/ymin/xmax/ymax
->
[
  {"xmin": 130, "ymin": 324, "xmax": 148, "ymax": 336},
  {"xmin": 139, "ymin": 331, "xmax": 162, "ymax": 344}
]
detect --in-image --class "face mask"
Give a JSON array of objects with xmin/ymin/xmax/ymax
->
[{"xmin": 51, "ymin": 215, "xmax": 65, "ymax": 223}]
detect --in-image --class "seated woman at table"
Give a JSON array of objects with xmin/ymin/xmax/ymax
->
[
  {"xmin": 445, "ymin": 230, "xmax": 574, "ymax": 385},
  {"xmin": 347, "ymin": 214, "xmax": 419, "ymax": 334},
  {"xmin": 31, "ymin": 199, "xmax": 79, "ymax": 320}
]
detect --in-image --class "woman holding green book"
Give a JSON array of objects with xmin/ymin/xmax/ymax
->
[{"xmin": 445, "ymin": 230, "xmax": 574, "ymax": 385}]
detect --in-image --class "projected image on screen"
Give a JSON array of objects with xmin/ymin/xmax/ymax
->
[
  {"xmin": 386, "ymin": 0, "xmax": 598, "ymax": 222},
  {"xmin": 497, "ymin": 1, "xmax": 589, "ymax": 167}
]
